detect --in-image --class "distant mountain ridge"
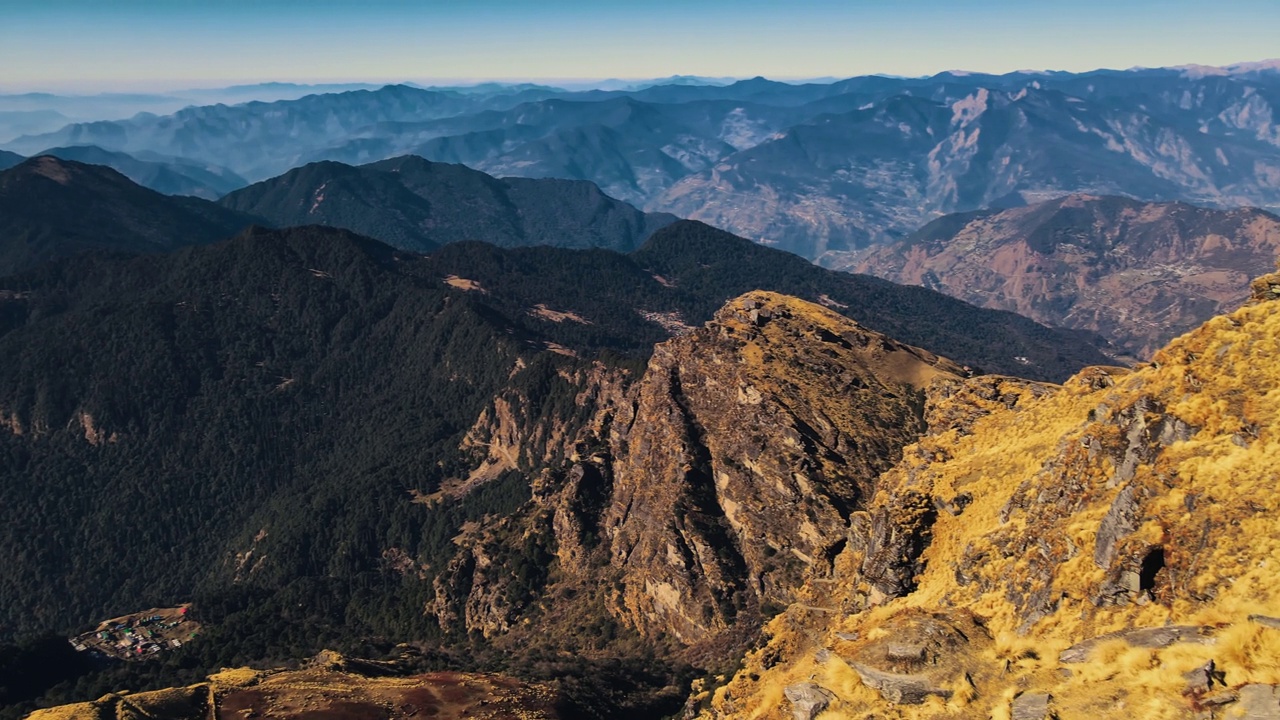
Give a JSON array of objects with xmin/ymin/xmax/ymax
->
[
  {"xmin": 417, "ymin": 219, "xmax": 1114, "ymax": 380},
  {"xmin": 844, "ymin": 194, "xmax": 1280, "ymax": 357},
  {"xmin": 219, "ymin": 155, "xmax": 677, "ymax": 252},
  {"xmin": 8, "ymin": 65, "xmax": 1280, "ymax": 258},
  {"xmin": 37, "ymin": 145, "xmax": 246, "ymax": 199},
  {"xmin": 3, "ymin": 84, "xmax": 564, "ymax": 181},
  {"xmin": 0, "ymin": 156, "xmax": 256, "ymax": 277}
]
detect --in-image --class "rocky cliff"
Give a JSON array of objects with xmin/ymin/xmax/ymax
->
[
  {"xmin": 843, "ymin": 194, "xmax": 1280, "ymax": 358},
  {"xmin": 698, "ymin": 266, "xmax": 1280, "ymax": 719},
  {"xmin": 602, "ymin": 292, "xmax": 963, "ymax": 649},
  {"xmin": 425, "ymin": 292, "xmax": 963, "ymax": 667}
]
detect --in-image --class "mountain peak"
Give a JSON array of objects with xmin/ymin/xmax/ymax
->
[
  {"xmin": 0, "ymin": 155, "xmax": 255, "ymax": 276},
  {"xmin": 711, "ymin": 290, "xmax": 967, "ymax": 383},
  {"xmin": 605, "ymin": 291, "xmax": 963, "ymax": 643},
  {"xmin": 27, "ymin": 155, "xmax": 76, "ymax": 184},
  {"xmin": 220, "ymin": 157, "xmax": 674, "ymax": 254},
  {"xmin": 637, "ymin": 219, "xmax": 757, "ymax": 254},
  {"xmin": 14, "ymin": 154, "xmax": 124, "ymax": 186}
]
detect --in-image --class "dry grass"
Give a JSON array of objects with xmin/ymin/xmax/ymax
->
[{"xmin": 702, "ymin": 290, "xmax": 1280, "ymax": 719}]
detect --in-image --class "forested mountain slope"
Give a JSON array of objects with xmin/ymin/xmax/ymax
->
[
  {"xmin": 219, "ymin": 155, "xmax": 676, "ymax": 252},
  {"xmin": 0, "ymin": 156, "xmax": 255, "ymax": 277}
]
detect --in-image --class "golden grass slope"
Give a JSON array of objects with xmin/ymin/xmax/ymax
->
[
  {"xmin": 28, "ymin": 653, "xmax": 563, "ymax": 720},
  {"xmin": 703, "ymin": 271, "xmax": 1280, "ymax": 719}
]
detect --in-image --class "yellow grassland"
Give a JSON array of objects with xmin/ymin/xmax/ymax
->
[{"xmin": 704, "ymin": 283, "xmax": 1280, "ymax": 719}]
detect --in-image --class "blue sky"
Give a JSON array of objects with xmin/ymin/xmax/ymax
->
[{"xmin": 2, "ymin": 0, "xmax": 1278, "ymax": 91}]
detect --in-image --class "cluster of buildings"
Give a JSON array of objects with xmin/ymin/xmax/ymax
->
[{"xmin": 69, "ymin": 605, "xmax": 199, "ymax": 662}]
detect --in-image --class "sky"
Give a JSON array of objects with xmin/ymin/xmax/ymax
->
[{"xmin": 2, "ymin": 0, "xmax": 1279, "ymax": 91}]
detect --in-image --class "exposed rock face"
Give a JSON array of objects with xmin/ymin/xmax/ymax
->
[
  {"xmin": 426, "ymin": 292, "xmax": 966, "ymax": 658},
  {"xmin": 783, "ymin": 683, "xmax": 835, "ymax": 720},
  {"xmin": 603, "ymin": 292, "xmax": 963, "ymax": 644},
  {"xmin": 1236, "ymin": 685, "xmax": 1280, "ymax": 720},
  {"xmin": 702, "ymin": 269, "xmax": 1280, "ymax": 718},
  {"xmin": 425, "ymin": 361, "xmax": 631, "ymax": 638},
  {"xmin": 1251, "ymin": 265, "xmax": 1280, "ymax": 304},
  {"xmin": 843, "ymin": 194, "xmax": 1280, "ymax": 357},
  {"xmin": 656, "ymin": 81, "xmax": 1280, "ymax": 259},
  {"xmin": 843, "ymin": 610, "xmax": 990, "ymax": 705},
  {"xmin": 1010, "ymin": 692, "xmax": 1054, "ymax": 720}
]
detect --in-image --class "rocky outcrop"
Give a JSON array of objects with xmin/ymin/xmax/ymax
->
[
  {"xmin": 783, "ymin": 683, "xmax": 835, "ymax": 720},
  {"xmin": 843, "ymin": 194, "xmax": 1280, "ymax": 357},
  {"xmin": 1058, "ymin": 625, "xmax": 1215, "ymax": 663},
  {"xmin": 424, "ymin": 360, "xmax": 632, "ymax": 638},
  {"xmin": 843, "ymin": 610, "xmax": 990, "ymax": 705},
  {"xmin": 603, "ymin": 292, "xmax": 963, "ymax": 645},
  {"xmin": 1251, "ymin": 265, "xmax": 1280, "ymax": 304},
  {"xmin": 701, "ymin": 268, "xmax": 1280, "ymax": 718},
  {"xmin": 1010, "ymin": 693, "xmax": 1054, "ymax": 720},
  {"xmin": 428, "ymin": 291, "xmax": 969, "ymax": 653}
]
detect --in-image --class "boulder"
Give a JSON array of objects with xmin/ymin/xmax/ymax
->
[
  {"xmin": 1059, "ymin": 625, "xmax": 1213, "ymax": 663},
  {"xmin": 849, "ymin": 662, "xmax": 952, "ymax": 705},
  {"xmin": 783, "ymin": 683, "xmax": 835, "ymax": 720},
  {"xmin": 1011, "ymin": 692, "xmax": 1053, "ymax": 720},
  {"xmin": 1236, "ymin": 685, "xmax": 1280, "ymax": 720}
]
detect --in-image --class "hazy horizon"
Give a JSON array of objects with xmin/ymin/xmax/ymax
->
[
  {"xmin": 3, "ymin": 0, "xmax": 1279, "ymax": 93},
  {"xmin": 4, "ymin": 60, "xmax": 1280, "ymax": 96}
]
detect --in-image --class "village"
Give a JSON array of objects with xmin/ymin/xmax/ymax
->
[{"xmin": 69, "ymin": 605, "xmax": 200, "ymax": 662}]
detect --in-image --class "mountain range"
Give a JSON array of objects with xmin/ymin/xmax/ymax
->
[
  {"xmin": 0, "ymin": 155, "xmax": 675, "ymax": 276},
  {"xmin": 0, "ymin": 200, "xmax": 1113, "ymax": 714},
  {"xmin": 7, "ymin": 65, "xmax": 1280, "ymax": 259},
  {"xmin": 845, "ymin": 193, "xmax": 1280, "ymax": 357},
  {"xmin": 219, "ymin": 155, "xmax": 677, "ymax": 252},
  {"xmin": 5, "ymin": 67, "xmax": 1280, "ymax": 720},
  {"xmin": 36, "ymin": 145, "xmax": 247, "ymax": 199},
  {"xmin": 11, "ymin": 240, "xmax": 1280, "ymax": 720}
]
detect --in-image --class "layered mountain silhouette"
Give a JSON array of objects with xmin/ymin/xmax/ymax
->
[
  {"xmin": 846, "ymin": 194, "xmax": 1280, "ymax": 357},
  {"xmin": 0, "ymin": 156, "xmax": 256, "ymax": 277},
  {"xmin": 0, "ymin": 155, "xmax": 676, "ymax": 277},
  {"xmin": 220, "ymin": 155, "xmax": 677, "ymax": 252},
  {"xmin": 0, "ymin": 150, "xmax": 22, "ymax": 171},
  {"xmin": 8, "ymin": 67, "xmax": 1280, "ymax": 259},
  {"xmin": 37, "ymin": 145, "xmax": 247, "ymax": 199},
  {"xmin": 3, "ymin": 85, "xmax": 561, "ymax": 181}
]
